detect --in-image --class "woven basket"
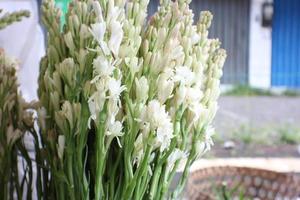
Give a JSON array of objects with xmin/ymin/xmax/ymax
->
[{"xmin": 186, "ymin": 166, "xmax": 300, "ymax": 200}]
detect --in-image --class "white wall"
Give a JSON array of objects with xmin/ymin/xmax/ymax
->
[
  {"xmin": 249, "ymin": 0, "xmax": 273, "ymax": 89},
  {"xmin": 0, "ymin": 0, "xmax": 45, "ymax": 101}
]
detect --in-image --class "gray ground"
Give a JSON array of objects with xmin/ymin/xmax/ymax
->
[{"xmin": 214, "ymin": 96, "xmax": 300, "ymax": 138}]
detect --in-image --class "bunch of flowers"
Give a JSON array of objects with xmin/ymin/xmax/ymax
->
[
  {"xmin": 37, "ymin": 0, "xmax": 226, "ymax": 199},
  {"xmin": 0, "ymin": 49, "xmax": 36, "ymax": 199}
]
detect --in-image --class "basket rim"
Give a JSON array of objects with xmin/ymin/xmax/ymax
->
[{"xmin": 187, "ymin": 165, "xmax": 300, "ymax": 200}]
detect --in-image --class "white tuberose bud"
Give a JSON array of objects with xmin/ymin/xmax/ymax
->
[{"xmin": 135, "ymin": 76, "xmax": 149, "ymax": 103}]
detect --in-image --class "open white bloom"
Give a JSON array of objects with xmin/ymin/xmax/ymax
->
[
  {"xmin": 185, "ymin": 87, "xmax": 203, "ymax": 106},
  {"xmin": 196, "ymin": 125, "xmax": 215, "ymax": 157},
  {"xmin": 156, "ymin": 122, "xmax": 173, "ymax": 152},
  {"xmin": 166, "ymin": 148, "xmax": 186, "ymax": 173},
  {"xmin": 88, "ymin": 90, "xmax": 106, "ymax": 128},
  {"xmin": 107, "ymin": 78, "xmax": 126, "ymax": 101},
  {"xmin": 141, "ymin": 100, "xmax": 173, "ymax": 152},
  {"xmin": 107, "ymin": 120, "xmax": 124, "ymax": 147},
  {"xmin": 187, "ymin": 103, "xmax": 207, "ymax": 129},
  {"xmin": 92, "ymin": 56, "xmax": 114, "ymax": 82},
  {"xmin": 90, "ymin": 22, "xmax": 106, "ymax": 44},
  {"xmin": 90, "ymin": 22, "xmax": 110, "ymax": 55},
  {"xmin": 174, "ymin": 66, "xmax": 195, "ymax": 86}
]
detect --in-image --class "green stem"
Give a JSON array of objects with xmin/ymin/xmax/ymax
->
[
  {"xmin": 67, "ymin": 152, "xmax": 76, "ymax": 200},
  {"xmin": 149, "ymin": 165, "xmax": 162, "ymax": 200},
  {"xmin": 95, "ymin": 108, "xmax": 107, "ymax": 200},
  {"xmin": 124, "ymin": 144, "xmax": 152, "ymax": 199}
]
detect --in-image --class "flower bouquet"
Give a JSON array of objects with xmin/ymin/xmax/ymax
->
[{"xmin": 0, "ymin": 0, "xmax": 226, "ymax": 199}]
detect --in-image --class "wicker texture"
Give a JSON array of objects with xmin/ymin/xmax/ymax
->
[{"xmin": 186, "ymin": 166, "xmax": 300, "ymax": 200}]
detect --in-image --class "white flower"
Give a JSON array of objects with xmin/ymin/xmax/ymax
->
[
  {"xmin": 90, "ymin": 22, "xmax": 106, "ymax": 44},
  {"xmin": 156, "ymin": 122, "xmax": 173, "ymax": 152},
  {"xmin": 187, "ymin": 103, "xmax": 206, "ymax": 129},
  {"xmin": 170, "ymin": 44, "xmax": 184, "ymax": 60},
  {"xmin": 88, "ymin": 90, "xmax": 106, "ymax": 128},
  {"xmin": 107, "ymin": 120, "xmax": 124, "ymax": 147},
  {"xmin": 90, "ymin": 23, "xmax": 110, "ymax": 55},
  {"xmin": 166, "ymin": 148, "xmax": 186, "ymax": 173},
  {"xmin": 133, "ymin": 134, "xmax": 144, "ymax": 166},
  {"xmin": 108, "ymin": 20, "xmax": 123, "ymax": 56},
  {"xmin": 174, "ymin": 66, "xmax": 195, "ymax": 86},
  {"xmin": 107, "ymin": 99, "xmax": 119, "ymax": 121},
  {"xmin": 196, "ymin": 126, "xmax": 215, "ymax": 157},
  {"xmin": 191, "ymin": 32, "xmax": 201, "ymax": 45},
  {"xmin": 107, "ymin": 78, "xmax": 126, "ymax": 100},
  {"xmin": 141, "ymin": 100, "xmax": 174, "ymax": 152},
  {"xmin": 157, "ymin": 73, "xmax": 174, "ymax": 104},
  {"xmin": 185, "ymin": 87, "xmax": 203, "ymax": 105},
  {"xmin": 92, "ymin": 56, "xmax": 114, "ymax": 81},
  {"xmin": 125, "ymin": 57, "xmax": 141, "ymax": 75},
  {"xmin": 175, "ymin": 85, "xmax": 187, "ymax": 106},
  {"xmin": 135, "ymin": 76, "xmax": 149, "ymax": 102},
  {"xmin": 57, "ymin": 135, "xmax": 65, "ymax": 160},
  {"xmin": 107, "ymin": 3, "xmax": 123, "ymax": 23}
]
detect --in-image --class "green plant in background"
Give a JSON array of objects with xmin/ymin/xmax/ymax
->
[
  {"xmin": 0, "ymin": 9, "xmax": 30, "ymax": 30},
  {"xmin": 282, "ymin": 89, "xmax": 300, "ymax": 97},
  {"xmin": 0, "ymin": 49, "xmax": 36, "ymax": 199},
  {"xmin": 278, "ymin": 125, "xmax": 300, "ymax": 145},
  {"xmin": 37, "ymin": 0, "xmax": 226, "ymax": 199},
  {"xmin": 224, "ymin": 85, "xmax": 273, "ymax": 96}
]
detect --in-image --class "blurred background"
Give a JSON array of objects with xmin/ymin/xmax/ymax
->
[{"xmin": 1, "ymin": 0, "xmax": 299, "ymax": 170}]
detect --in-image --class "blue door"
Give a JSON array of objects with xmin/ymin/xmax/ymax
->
[{"xmin": 272, "ymin": 0, "xmax": 300, "ymax": 88}]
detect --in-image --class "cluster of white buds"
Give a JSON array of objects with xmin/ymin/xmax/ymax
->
[
  {"xmin": 88, "ymin": 1, "xmax": 127, "ymax": 146},
  {"xmin": 38, "ymin": 0, "xmax": 226, "ymax": 199},
  {"xmin": 131, "ymin": 2, "xmax": 226, "ymax": 167}
]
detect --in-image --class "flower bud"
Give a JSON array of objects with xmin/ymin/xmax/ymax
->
[
  {"xmin": 6, "ymin": 125, "xmax": 22, "ymax": 145},
  {"xmin": 57, "ymin": 135, "xmax": 65, "ymax": 159},
  {"xmin": 135, "ymin": 76, "xmax": 149, "ymax": 103},
  {"xmin": 157, "ymin": 73, "xmax": 174, "ymax": 104},
  {"xmin": 64, "ymin": 32, "xmax": 75, "ymax": 52},
  {"xmin": 50, "ymin": 91, "xmax": 60, "ymax": 111},
  {"xmin": 61, "ymin": 101, "xmax": 74, "ymax": 130},
  {"xmin": 55, "ymin": 111, "xmax": 68, "ymax": 134},
  {"xmin": 92, "ymin": 1, "xmax": 104, "ymax": 22},
  {"xmin": 37, "ymin": 107, "xmax": 47, "ymax": 131}
]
